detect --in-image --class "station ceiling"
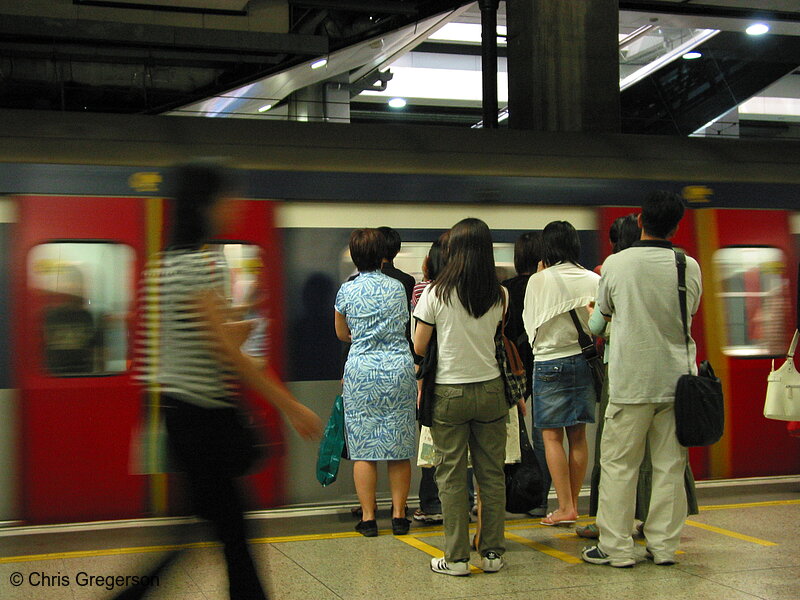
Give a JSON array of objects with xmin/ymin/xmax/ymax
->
[{"xmin": 0, "ymin": 0, "xmax": 797, "ymax": 136}]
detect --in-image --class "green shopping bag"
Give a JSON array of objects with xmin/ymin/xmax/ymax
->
[{"xmin": 316, "ymin": 395, "xmax": 346, "ymax": 486}]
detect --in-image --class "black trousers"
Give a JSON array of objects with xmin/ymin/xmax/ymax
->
[
  {"xmin": 115, "ymin": 397, "xmax": 268, "ymax": 600},
  {"xmin": 164, "ymin": 397, "xmax": 268, "ymax": 600}
]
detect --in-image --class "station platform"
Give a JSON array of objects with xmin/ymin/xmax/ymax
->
[{"xmin": 1, "ymin": 477, "xmax": 798, "ymax": 600}]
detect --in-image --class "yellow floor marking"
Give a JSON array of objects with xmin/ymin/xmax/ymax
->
[
  {"xmin": 396, "ymin": 535, "xmax": 482, "ymax": 573},
  {"xmin": 700, "ymin": 499, "xmax": 800, "ymax": 511},
  {"xmin": 505, "ymin": 532, "xmax": 582, "ymax": 564},
  {"xmin": 1, "ymin": 500, "xmax": 789, "ymax": 565},
  {"xmin": 684, "ymin": 520, "xmax": 777, "ymax": 546}
]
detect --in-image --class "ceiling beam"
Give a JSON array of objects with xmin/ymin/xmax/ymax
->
[
  {"xmin": 288, "ymin": 0, "xmax": 418, "ymax": 16},
  {"xmin": 619, "ymin": 1, "xmax": 800, "ymax": 23},
  {"xmin": 0, "ymin": 14, "xmax": 328, "ymax": 56}
]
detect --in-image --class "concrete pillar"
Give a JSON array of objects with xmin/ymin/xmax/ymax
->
[
  {"xmin": 288, "ymin": 74, "xmax": 350, "ymax": 123},
  {"xmin": 506, "ymin": 0, "xmax": 620, "ymax": 132}
]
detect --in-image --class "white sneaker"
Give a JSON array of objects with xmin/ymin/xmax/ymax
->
[
  {"xmin": 481, "ymin": 552, "xmax": 504, "ymax": 573},
  {"xmin": 430, "ymin": 557, "xmax": 470, "ymax": 576}
]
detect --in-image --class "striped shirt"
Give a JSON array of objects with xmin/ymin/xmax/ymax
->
[{"xmin": 137, "ymin": 249, "xmax": 237, "ymax": 408}]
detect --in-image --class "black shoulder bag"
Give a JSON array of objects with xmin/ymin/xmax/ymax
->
[
  {"xmin": 673, "ymin": 250, "xmax": 724, "ymax": 447},
  {"xmin": 568, "ymin": 310, "xmax": 604, "ymax": 402},
  {"xmin": 416, "ymin": 327, "xmax": 438, "ymax": 427}
]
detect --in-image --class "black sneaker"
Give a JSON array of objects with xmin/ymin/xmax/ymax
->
[
  {"xmin": 581, "ymin": 545, "xmax": 635, "ymax": 568},
  {"xmin": 392, "ymin": 517, "xmax": 411, "ymax": 535},
  {"xmin": 355, "ymin": 520, "xmax": 378, "ymax": 537}
]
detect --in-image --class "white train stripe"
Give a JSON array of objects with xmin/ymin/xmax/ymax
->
[{"xmin": 276, "ymin": 202, "xmax": 597, "ymax": 231}]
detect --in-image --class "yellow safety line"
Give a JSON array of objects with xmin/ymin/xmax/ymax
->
[
  {"xmin": 2, "ymin": 500, "xmax": 790, "ymax": 565},
  {"xmin": 395, "ymin": 535, "xmax": 482, "ymax": 573},
  {"xmin": 700, "ymin": 499, "xmax": 800, "ymax": 511},
  {"xmin": 505, "ymin": 532, "xmax": 582, "ymax": 564},
  {"xmin": 684, "ymin": 520, "xmax": 777, "ymax": 546}
]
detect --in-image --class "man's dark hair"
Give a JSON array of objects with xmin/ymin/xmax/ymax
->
[
  {"xmin": 641, "ymin": 191, "xmax": 685, "ymax": 239},
  {"xmin": 349, "ymin": 229, "xmax": 387, "ymax": 272},
  {"xmin": 378, "ymin": 226, "xmax": 402, "ymax": 261},
  {"xmin": 514, "ymin": 231, "xmax": 543, "ymax": 275},
  {"xmin": 542, "ymin": 221, "xmax": 581, "ymax": 267}
]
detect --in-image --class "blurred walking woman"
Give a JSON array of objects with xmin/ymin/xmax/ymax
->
[
  {"xmin": 522, "ymin": 221, "xmax": 599, "ymax": 526},
  {"xmin": 334, "ymin": 229, "xmax": 417, "ymax": 537},
  {"xmin": 137, "ymin": 162, "xmax": 322, "ymax": 600},
  {"xmin": 413, "ymin": 218, "xmax": 508, "ymax": 576}
]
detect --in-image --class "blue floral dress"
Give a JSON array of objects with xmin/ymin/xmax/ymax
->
[{"xmin": 335, "ymin": 271, "xmax": 416, "ymax": 460}]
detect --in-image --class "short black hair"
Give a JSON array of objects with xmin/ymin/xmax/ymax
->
[
  {"xmin": 378, "ymin": 226, "xmax": 402, "ymax": 260},
  {"xmin": 166, "ymin": 160, "xmax": 240, "ymax": 249},
  {"xmin": 514, "ymin": 231, "xmax": 542, "ymax": 274},
  {"xmin": 609, "ymin": 213, "xmax": 641, "ymax": 253},
  {"xmin": 542, "ymin": 221, "xmax": 581, "ymax": 266},
  {"xmin": 349, "ymin": 229, "xmax": 386, "ymax": 272},
  {"xmin": 641, "ymin": 191, "xmax": 685, "ymax": 239}
]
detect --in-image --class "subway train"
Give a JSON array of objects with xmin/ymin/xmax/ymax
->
[{"xmin": 0, "ymin": 108, "xmax": 797, "ymax": 526}]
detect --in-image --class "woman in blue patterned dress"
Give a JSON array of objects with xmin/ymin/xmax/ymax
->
[{"xmin": 334, "ymin": 228, "xmax": 417, "ymax": 537}]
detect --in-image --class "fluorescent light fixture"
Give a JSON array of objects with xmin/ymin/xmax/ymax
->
[
  {"xmin": 258, "ymin": 104, "xmax": 273, "ymax": 112},
  {"xmin": 311, "ymin": 58, "xmax": 328, "ymax": 69},
  {"xmin": 682, "ymin": 51, "xmax": 702, "ymax": 60},
  {"xmin": 388, "ymin": 97, "xmax": 407, "ymax": 108},
  {"xmin": 746, "ymin": 23, "xmax": 770, "ymax": 35}
]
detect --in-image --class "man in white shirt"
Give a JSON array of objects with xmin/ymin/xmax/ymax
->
[{"xmin": 582, "ymin": 191, "xmax": 702, "ymax": 568}]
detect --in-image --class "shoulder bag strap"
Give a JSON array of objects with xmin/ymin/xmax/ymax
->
[
  {"xmin": 787, "ymin": 330, "xmax": 799, "ymax": 359},
  {"xmin": 674, "ymin": 249, "xmax": 692, "ymax": 373},
  {"xmin": 568, "ymin": 309, "xmax": 595, "ymax": 354}
]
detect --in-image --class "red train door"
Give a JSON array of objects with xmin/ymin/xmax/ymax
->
[
  {"xmin": 694, "ymin": 209, "xmax": 799, "ymax": 478},
  {"xmin": 14, "ymin": 196, "xmax": 146, "ymax": 523}
]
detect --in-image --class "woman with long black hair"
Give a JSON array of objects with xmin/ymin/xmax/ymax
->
[
  {"xmin": 413, "ymin": 218, "xmax": 508, "ymax": 576},
  {"xmin": 135, "ymin": 161, "xmax": 322, "ymax": 600}
]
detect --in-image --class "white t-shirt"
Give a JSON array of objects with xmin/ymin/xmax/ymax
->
[
  {"xmin": 413, "ymin": 285, "xmax": 506, "ymax": 384},
  {"xmin": 596, "ymin": 242, "xmax": 702, "ymax": 403}
]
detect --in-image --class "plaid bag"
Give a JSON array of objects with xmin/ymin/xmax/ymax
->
[{"xmin": 497, "ymin": 294, "xmax": 527, "ymax": 407}]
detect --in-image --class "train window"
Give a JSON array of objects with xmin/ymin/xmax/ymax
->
[
  {"xmin": 208, "ymin": 243, "xmax": 269, "ymax": 358},
  {"xmin": 28, "ymin": 243, "xmax": 135, "ymax": 376},
  {"xmin": 714, "ymin": 246, "xmax": 791, "ymax": 357}
]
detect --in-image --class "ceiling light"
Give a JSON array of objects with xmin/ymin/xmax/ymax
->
[
  {"xmin": 388, "ymin": 97, "xmax": 407, "ymax": 109},
  {"xmin": 311, "ymin": 58, "xmax": 328, "ymax": 69},
  {"xmin": 746, "ymin": 23, "xmax": 770, "ymax": 36},
  {"xmin": 258, "ymin": 104, "xmax": 273, "ymax": 112},
  {"xmin": 682, "ymin": 52, "xmax": 702, "ymax": 60}
]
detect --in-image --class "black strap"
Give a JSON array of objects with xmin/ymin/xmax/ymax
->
[
  {"xmin": 568, "ymin": 309, "xmax": 595, "ymax": 356},
  {"xmin": 674, "ymin": 250, "xmax": 692, "ymax": 373}
]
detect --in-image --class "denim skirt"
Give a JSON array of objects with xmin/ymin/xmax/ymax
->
[{"xmin": 532, "ymin": 354, "xmax": 596, "ymax": 429}]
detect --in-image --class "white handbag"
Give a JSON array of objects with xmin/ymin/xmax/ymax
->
[{"xmin": 764, "ymin": 330, "xmax": 800, "ymax": 421}]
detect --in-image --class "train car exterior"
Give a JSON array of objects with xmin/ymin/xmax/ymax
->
[{"xmin": 0, "ymin": 109, "xmax": 797, "ymax": 525}]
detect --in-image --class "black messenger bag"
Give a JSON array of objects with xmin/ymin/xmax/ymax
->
[{"xmin": 673, "ymin": 251, "xmax": 724, "ymax": 447}]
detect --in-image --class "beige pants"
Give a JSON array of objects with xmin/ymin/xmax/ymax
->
[
  {"xmin": 596, "ymin": 402, "xmax": 688, "ymax": 563},
  {"xmin": 430, "ymin": 376, "xmax": 507, "ymax": 562}
]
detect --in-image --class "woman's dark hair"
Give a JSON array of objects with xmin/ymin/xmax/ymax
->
[
  {"xmin": 541, "ymin": 221, "xmax": 581, "ymax": 267},
  {"xmin": 424, "ymin": 239, "xmax": 444, "ymax": 281},
  {"xmin": 349, "ymin": 228, "xmax": 386, "ymax": 272},
  {"xmin": 377, "ymin": 226, "xmax": 402, "ymax": 261},
  {"xmin": 514, "ymin": 231, "xmax": 542, "ymax": 275},
  {"xmin": 166, "ymin": 161, "xmax": 240, "ymax": 249},
  {"xmin": 433, "ymin": 218, "xmax": 501, "ymax": 318},
  {"xmin": 641, "ymin": 190, "xmax": 685, "ymax": 239},
  {"xmin": 609, "ymin": 213, "xmax": 641, "ymax": 253}
]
